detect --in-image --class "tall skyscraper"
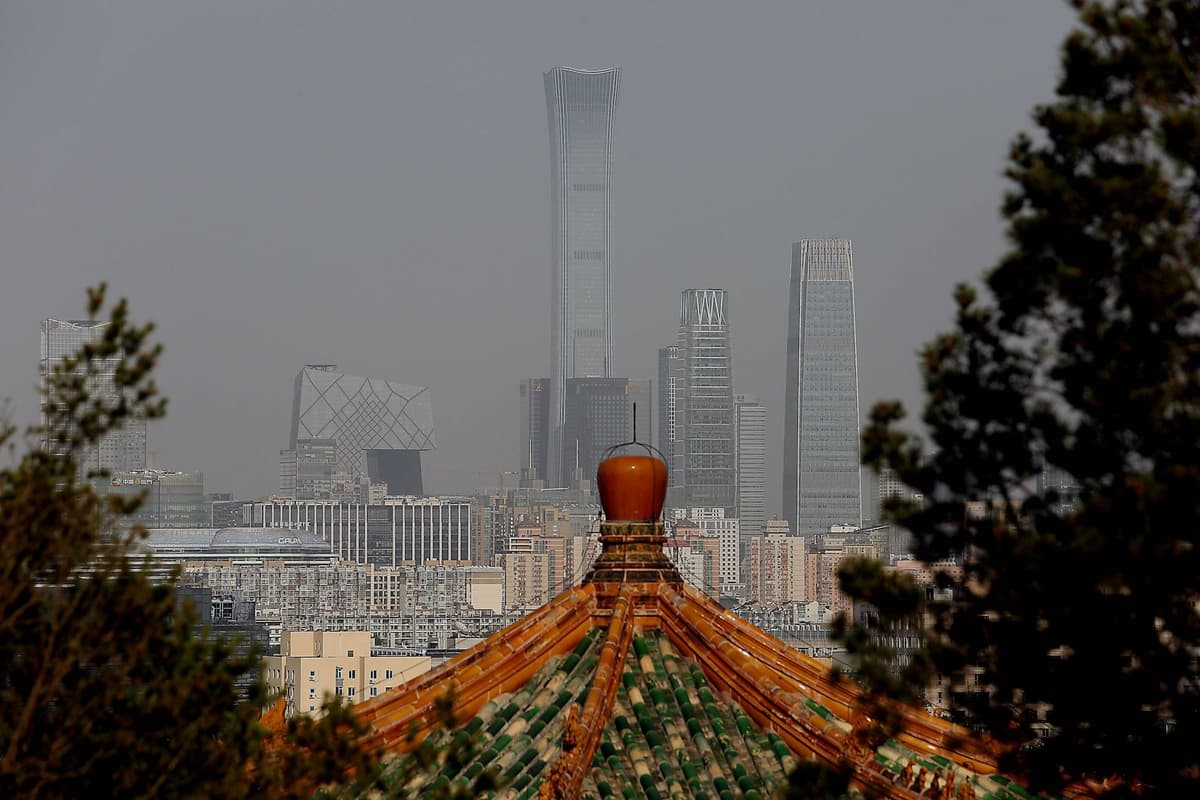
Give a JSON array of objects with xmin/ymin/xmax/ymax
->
[
  {"xmin": 675, "ymin": 289, "xmax": 735, "ymax": 513},
  {"xmin": 519, "ymin": 378, "xmax": 550, "ymax": 487},
  {"xmin": 544, "ymin": 66, "xmax": 620, "ymax": 487},
  {"xmin": 40, "ymin": 318, "xmax": 147, "ymax": 473},
  {"xmin": 783, "ymin": 239, "xmax": 862, "ymax": 538},
  {"xmin": 735, "ymin": 392, "xmax": 767, "ymax": 539}
]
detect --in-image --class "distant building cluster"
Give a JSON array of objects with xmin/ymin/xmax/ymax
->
[
  {"xmin": 146, "ymin": 526, "xmax": 509, "ymax": 653},
  {"xmin": 34, "ymin": 69, "xmax": 943, "ymax": 717}
]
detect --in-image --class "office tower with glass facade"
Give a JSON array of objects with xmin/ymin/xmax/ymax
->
[
  {"xmin": 519, "ymin": 378, "xmax": 550, "ymax": 487},
  {"xmin": 783, "ymin": 239, "xmax": 862, "ymax": 538},
  {"xmin": 99, "ymin": 469, "xmax": 208, "ymax": 528},
  {"xmin": 657, "ymin": 346, "xmax": 684, "ymax": 485},
  {"xmin": 544, "ymin": 66, "xmax": 620, "ymax": 487},
  {"xmin": 40, "ymin": 318, "xmax": 147, "ymax": 473},
  {"xmin": 279, "ymin": 438, "xmax": 340, "ymax": 501},
  {"xmin": 735, "ymin": 392, "xmax": 767, "ymax": 539},
  {"xmin": 290, "ymin": 365, "xmax": 435, "ymax": 497},
  {"xmin": 675, "ymin": 289, "xmax": 736, "ymax": 513},
  {"xmin": 560, "ymin": 377, "xmax": 651, "ymax": 488}
]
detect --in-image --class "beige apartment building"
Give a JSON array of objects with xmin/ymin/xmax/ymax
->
[
  {"xmin": 265, "ymin": 631, "xmax": 431, "ymax": 718},
  {"xmin": 502, "ymin": 548, "xmax": 551, "ymax": 611},
  {"xmin": 747, "ymin": 524, "xmax": 806, "ymax": 604},
  {"xmin": 664, "ymin": 519, "xmax": 722, "ymax": 596},
  {"xmin": 806, "ymin": 531, "xmax": 882, "ymax": 616}
]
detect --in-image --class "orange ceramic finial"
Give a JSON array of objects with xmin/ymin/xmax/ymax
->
[{"xmin": 595, "ymin": 443, "xmax": 667, "ymax": 523}]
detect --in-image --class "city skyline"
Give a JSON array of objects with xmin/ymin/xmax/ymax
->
[{"xmin": 0, "ymin": 3, "xmax": 1077, "ymax": 515}]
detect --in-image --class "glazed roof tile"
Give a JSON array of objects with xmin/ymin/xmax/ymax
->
[
  {"xmin": 344, "ymin": 452, "xmax": 1045, "ymax": 799},
  {"xmin": 352, "ymin": 573, "xmax": 1035, "ymax": 799}
]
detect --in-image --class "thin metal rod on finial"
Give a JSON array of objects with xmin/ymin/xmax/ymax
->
[{"xmin": 602, "ymin": 402, "xmax": 666, "ymax": 462}]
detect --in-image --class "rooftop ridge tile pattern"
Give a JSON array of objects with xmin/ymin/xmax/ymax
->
[{"xmin": 353, "ymin": 575, "xmax": 1055, "ymax": 799}]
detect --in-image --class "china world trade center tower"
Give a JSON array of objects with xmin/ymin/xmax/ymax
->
[
  {"xmin": 545, "ymin": 66, "xmax": 620, "ymax": 487},
  {"xmin": 783, "ymin": 239, "xmax": 862, "ymax": 537}
]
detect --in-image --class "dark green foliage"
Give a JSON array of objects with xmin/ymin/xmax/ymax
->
[
  {"xmin": 840, "ymin": 2, "xmax": 1200, "ymax": 796},
  {"xmin": 0, "ymin": 286, "xmax": 459, "ymax": 798},
  {"xmin": 780, "ymin": 760, "xmax": 852, "ymax": 800}
]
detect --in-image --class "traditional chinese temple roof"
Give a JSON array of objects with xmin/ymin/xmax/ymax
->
[{"xmin": 351, "ymin": 444, "xmax": 1031, "ymax": 799}]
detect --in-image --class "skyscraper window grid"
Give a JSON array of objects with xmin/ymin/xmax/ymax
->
[
  {"xmin": 783, "ymin": 239, "xmax": 862, "ymax": 538},
  {"xmin": 40, "ymin": 318, "xmax": 147, "ymax": 474},
  {"xmin": 735, "ymin": 393, "xmax": 767, "ymax": 540},
  {"xmin": 544, "ymin": 66, "xmax": 620, "ymax": 486},
  {"xmin": 676, "ymin": 289, "xmax": 735, "ymax": 514}
]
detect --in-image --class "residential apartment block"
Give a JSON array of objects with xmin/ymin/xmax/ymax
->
[
  {"xmin": 265, "ymin": 631, "xmax": 430, "ymax": 718},
  {"xmin": 747, "ymin": 522, "xmax": 807, "ymax": 605}
]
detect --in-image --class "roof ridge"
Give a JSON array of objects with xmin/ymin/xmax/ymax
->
[{"xmin": 357, "ymin": 585, "xmax": 596, "ymax": 749}]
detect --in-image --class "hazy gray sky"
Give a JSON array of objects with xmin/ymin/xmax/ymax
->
[{"xmin": 0, "ymin": 1, "xmax": 1074, "ymax": 512}]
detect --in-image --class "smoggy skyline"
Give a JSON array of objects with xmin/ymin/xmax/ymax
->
[{"xmin": 0, "ymin": 2, "xmax": 1075, "ymax": 514}]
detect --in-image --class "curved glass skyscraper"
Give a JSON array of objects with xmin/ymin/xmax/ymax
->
[
  {"xmin": 783, "ymin": 239, "xmax": 862, "ymax": 538},
  {"xmin": 544, "ymin": 66, "xmax": 620, "ymax": 487}
]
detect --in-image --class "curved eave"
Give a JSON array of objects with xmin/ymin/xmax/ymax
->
[
  {"xmin": 674, "ymin": 585, "xmax": 998, "ymax": 772},
  {"xmin": 356, "ymin": 584, "xmax": 598, "ymax": 750},
  {"xmin": 660, "ymin": 585, "xmax": 1003, "ymax": 798},
  {"xmin": 349, "ymin": 576, "xmax": 1020, "ymax": 799}
]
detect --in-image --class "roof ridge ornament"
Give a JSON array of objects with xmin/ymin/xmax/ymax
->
[{"xmin": 584, "ymin": 420, "xmax": 680, "ymax": 605}]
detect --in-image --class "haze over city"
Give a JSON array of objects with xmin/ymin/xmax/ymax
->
[{"xmin": 0, "ymin": 1, "xmax": 1073, "ymax": 511}]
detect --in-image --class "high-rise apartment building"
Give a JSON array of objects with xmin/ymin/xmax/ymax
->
[
  {"xmin": 873, "ymin": 466, "xmax": 924, "ymax": 556},
  {"xmin": 806, "ymin": 531, "xmax": 880, "ymax": 617},
  {"xmin": 670, "ymin": 507, "xmax": 740, "ymax": 595},
  {"xmin": 544, "ymin": 66, "xmax": 620, "ymax": 487},
  {"xmin": 664, "ymin": 518, "xmax": 722, "ymax": 598},
  {"xmin": 518, "ymin": 378, "xmax": 550, "ymax": 487},
  {"xmin": 734, "ymin": 393, "xmax": 767, "ymax": 539},
  {"xmin": 289, "ymin": 365, "xmax": 435, "ymax": 496},
  {"xmin": 559, "ymin": 377, "xmax": 651, "ymax": 488},
  {"xmin": 674, "ymin": 289, "xmax": 735, "ymax": 513},
  {"xmin": 40, "ymin": 318, "xmax": 147, "ymax": 473},
  {"xmin": 783, "ymin": 239, "xmax": 862, "ymax": 538},
  {"xmin": 747, "ymin": 520, "xmax": 806, "ymax": 605}
]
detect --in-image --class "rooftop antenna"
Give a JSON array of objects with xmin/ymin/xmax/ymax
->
[{"xmin": 632, "ymin": 402, "xmax": 637, "ymax": 442}]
